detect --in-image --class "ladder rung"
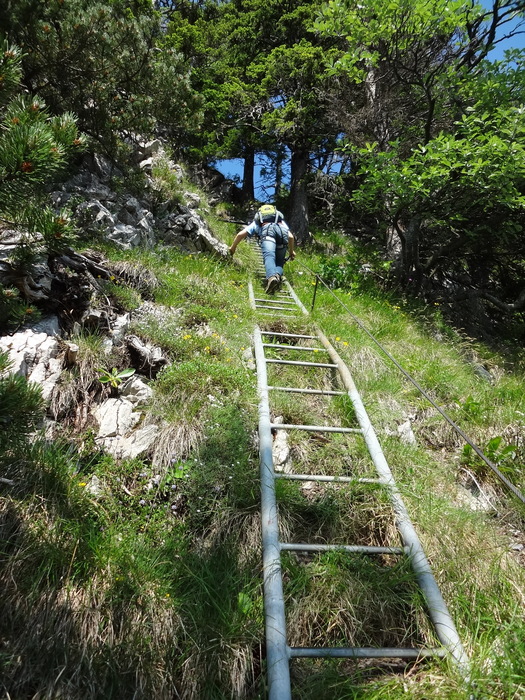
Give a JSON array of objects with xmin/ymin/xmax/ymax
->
[
  {"xmin": 263, "ymin": 344, "xmax": 327, "ymax": 352},
  {"xmin": 266, "ymin": 359, "xmax": 337, "ymax": 368},
  {"xmin": 280, "ymin": 543, "xmax": 404, "ymax": 555},
  {"xmin": 270, "ymin": 423, "xmax": 362, "ymax": 434},
  {"xmin": 289, "ymin": 647, "xmax": 447, "ymax": 659},
  {"xmin": 256, "ymin": 306, "xmax": 294, "ymax": 310},
  {"xmin": 267, "ymin": 386, "xmax": 346, "ymax": 396},
  {"xmin": 261, "ymin": 332, "xmax": 317, "ymax": 339},
  {"xmin": 255, "ymin": 298, "xmax": 296, "ymax": 305},
  {"xmin": 257, "ymin": 306, "xmax": 295, "ymax": 318},
  {"xmin": 275, "ymin": 474, "xmax": 385, "ymax": 485}
]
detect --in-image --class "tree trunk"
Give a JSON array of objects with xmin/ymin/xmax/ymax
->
[
  {"xmin": 365, "ymin": 64, "xmax": 390, "ymax": 147},
  {"xmin": 401, "ymin": 216, "xmax": 422, "ymax": 289},
  {"xmin": 274, "ymin": 148, "xmax": 285, "ymax": 199},
  {"xmin": 288, "ymin": 148, "xmax": 310, "ymax": 244},
  {"xmin": 241, "ymin": 147, "xmax": 255, "ymax": 202}
]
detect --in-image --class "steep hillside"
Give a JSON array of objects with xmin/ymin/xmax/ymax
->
[{"xmin": 1, "ymin": 156, "xmax": 524, "ymax": 699}]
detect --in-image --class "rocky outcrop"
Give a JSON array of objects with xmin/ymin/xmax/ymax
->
[
  {"xmin": 0, "ymin": 144, "xmax": 228, "ymax": 315},
  {"xmin": 190, "ymin": 165, "xmax": 243, "ymax": 206},
  {"xmin": 93, "ymin": 376, "xmax": 160, "ymax": 460},
  {"xmin": 0, "ymin": 144, "xmax": 231, "ymax": 464},
  {"xmin": 56, "ymin": 146, "xmax": 228, "ymax": 257},
  {"xmin": 0, "ymin": 317, "xmax": 62, "ymax": 401},
  {"xmin": 0, "ymin": 313, "xmax": 164, "ymax": 460}
]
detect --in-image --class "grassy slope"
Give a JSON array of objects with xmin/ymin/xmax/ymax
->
[{"xmin": 1, "ymin": 191, "xmax": 524, "ymax": 699}]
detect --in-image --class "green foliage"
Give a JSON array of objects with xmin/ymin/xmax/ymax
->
[
  {"xmin": 150, "ymin": 153, "xmax": 185, "ymax": 205},
  {"xmin": 352, "ymin": 105, "xmax": 525, "ymax": 285},
  {"xmin": 97, "ymin": 366, "xmax": 136, "ymax": 388},
  {"xmin": 166, "ymin": 0, "xmax": 342, "ymax": 212},
  {"xmin": 355, "ymin": 106, "xmax": 525, "ymax": 226},
  {"xmin": 316, "ymin": 244, "xmax": 391, "ymax": 294},
  {"xmin": 2, "ymin": 0, "xmax": 201, "ymax": 151},
  {"xmin": 0, "ymin": 284, "xmax": 40, "ymax": 330},
  {"xmin": 0, "ymin": 350, "xmax": 44, "ymax": 459},
  {"xmin": 153, "ymin": 355, "xmax": 246, "ymax": 421},
  {"xmin": 313, "ymin": 0, "xmax": 525, "ymax": 312},
  {"xmin": 100, "ymin": 278, "xmax": 142, "ymax": 311},
  {"xmin": 0, "ymin": 40, "xmax": 83, "ymax": 260},
  {"xmin": 462, "ymin": 436, "xmax": 517, "ymax": 476},
  {"xmin": 260, "ymin": 39, "xmax": 339, "ymax": 147},
  {"xmin": 316, "ymin": 0, "xmax": 485, "ymax": 82}
]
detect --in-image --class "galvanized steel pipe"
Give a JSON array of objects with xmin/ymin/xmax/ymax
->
[
  {"xmin": 253, "ymin": 326, "xmax": 292, "ymax": 700},
  {"xmin": 316, "ymin": 327, "xmax": 470, "ymax": 678}
]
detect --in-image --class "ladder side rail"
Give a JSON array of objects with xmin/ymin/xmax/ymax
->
[
  {"xmin": 316, "ymin": 328, "xmax": 470, "ymax": 677},
  {"xmin": 248, "ymin": 281, "xmax": 257, "ymax": 311},
  {"xmin": 253, "ymin": 326, "xmax": 292, "ymax": 700},
  {"xmin": 283, "ymin": 279, "xmax": 309, "ymax": 315}
]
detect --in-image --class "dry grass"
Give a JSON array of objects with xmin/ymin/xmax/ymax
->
[
  {"xmin": 278, "ymin": 482, "xmax": 399, "ymax": 549},
  {"xmin": 288, "ymin": 432, "xmax": 373, "ymax": 478},
  {"xmin": 108, "ymin": 259, "xmax": 159, "ymax": 298},
  {"xmin": 346, "ymin": 345, "xmax": 390, "ymax": 378},
  {"xmin": 151, "ymin": 420, "xmax": 204, "ymax": 470},
  {"xmin": 284, "ymin": 552, "xmax": 427, "ymax": 650},
  {"xmin": 200, "ymin": 508, "xmax": 262, "ymax": 566}
]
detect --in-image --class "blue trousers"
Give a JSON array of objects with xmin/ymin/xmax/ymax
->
[{"xmin": 261, "ymin": 238, "xmax": 286, "ymax": 279}]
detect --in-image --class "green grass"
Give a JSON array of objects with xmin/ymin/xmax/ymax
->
[{"xmin": 2, "ymin": 184, "xmax": 525, "ymax": 698}]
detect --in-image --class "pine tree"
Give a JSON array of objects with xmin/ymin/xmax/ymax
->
[
  {"xmin": 0, "ymin": 40, "xmax": 84, "ymax": 324},
  {"xmin": 0, "ymin": 40, "xmax": 83, "ymax": 238},
  {"xmin": 0, "ymin": 350, "xmax": 44, "ymax": 463},
  {"xmin": 1, "ymin": 0, "xmax": 201, "ymax": 153}
]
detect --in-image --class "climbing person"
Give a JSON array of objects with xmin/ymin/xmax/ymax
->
[{"xmin": 229, "ymin": 204, "xmax": 296, "ymax": 293}]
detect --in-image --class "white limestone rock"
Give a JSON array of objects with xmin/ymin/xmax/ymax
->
[
  {"xmin": 398, "ymin": 419, "xmax": 417, "ymax": 445},
  {"xmin": 94, "ymin": 398, "xmax": 141, "ymax": 439},
  {"xmin": 120, "ymin": 376, "xmax": 153, "ymax": 405}
]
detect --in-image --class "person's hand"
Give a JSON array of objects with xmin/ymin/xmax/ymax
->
[
  {"xmin": 289, "ymin": 250, "xmax": 296, "ymax": 260},
  {"xmin": 229, "ymin": 247, "xmax": 235, "ymax": 256}
]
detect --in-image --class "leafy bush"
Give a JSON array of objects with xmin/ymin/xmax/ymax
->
[{"xmin": 316, "ymin": 245, "xmax": 391, "ymax": 294}]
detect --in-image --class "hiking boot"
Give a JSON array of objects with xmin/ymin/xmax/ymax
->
[{"xmin": 265, "ymin": 275, "xmax": 280, "ymax": 294}]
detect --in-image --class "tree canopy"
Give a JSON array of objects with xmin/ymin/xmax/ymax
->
[
  {"xmin": 1, "ymin": 0, "xmax": 201, "ymax": 153},
  {"xmin": 2, "ymin": 0, "xmax": 525, "ymax": 332}
]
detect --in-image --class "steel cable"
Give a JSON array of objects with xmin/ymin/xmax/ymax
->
[{"xmin": 295, "ymin": 258, "xmax": 525, "ymax": 506}]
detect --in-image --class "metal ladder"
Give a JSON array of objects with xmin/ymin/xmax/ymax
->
[{"xmin": 248, "ymin": 254, "xmax": 469, "ymax": 699}]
